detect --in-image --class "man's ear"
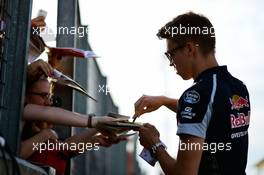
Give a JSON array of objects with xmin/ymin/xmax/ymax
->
[{"xmin": 186, "ymin": 42, "xmax": 197, "ymax": 57}]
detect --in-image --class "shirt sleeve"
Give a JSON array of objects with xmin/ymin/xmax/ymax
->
[{"xmin": 176, "ymin": 79, "xmax": 217, "ymax": 139}]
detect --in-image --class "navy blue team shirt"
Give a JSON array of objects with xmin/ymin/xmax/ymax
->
[{"xmin": 176, "ymin": 66, "xmax": 250, "ymax": 175}]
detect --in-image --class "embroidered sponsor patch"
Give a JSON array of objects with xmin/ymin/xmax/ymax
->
[
  {"xmin": 183, "ymin": 90, "xmax": 200, "ymax": 104},
  {"xmin": 230, "ymin": 111, "xmax": 250, "ymax": 129},
  {"xmin": 231, "ymin": 131, "xmax": 248, "ymax": 139},
  {"xmin": 181, "ymin": 107, "xmax": 196, "ymax": 119},
  {"xmin": 229, "ymin": 95, "xmax": 249, "ymax": 110}
]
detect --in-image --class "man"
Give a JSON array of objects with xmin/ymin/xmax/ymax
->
[{"xmin": 133, "ymin": 12, "xmax": 250, "ymax": 175}]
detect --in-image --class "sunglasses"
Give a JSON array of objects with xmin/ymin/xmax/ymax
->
[{"xmin": 164, "ymin": 45, "xmax": 186, "ymax": 64}]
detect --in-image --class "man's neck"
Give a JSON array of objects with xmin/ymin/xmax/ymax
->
[{"xmin": 192, "ymin": 54, "xmax": 218, "ymax": 80}]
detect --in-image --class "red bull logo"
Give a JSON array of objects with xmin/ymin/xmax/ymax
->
[
  {"xmin": 230, "ymin": 111, "xmax": 250, "ymax": 129},
  {"xmin": 229, "ymin": 95, "xmax": 249, "ymax": 110}
]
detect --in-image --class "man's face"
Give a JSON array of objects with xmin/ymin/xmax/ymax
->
[
  {"xmin": 26, "ymin": 80, "xmax": 52, "ymax": 106},
  {"xmin": 166, "ymin": 39, "xmax": 193, "ymax": 80}
]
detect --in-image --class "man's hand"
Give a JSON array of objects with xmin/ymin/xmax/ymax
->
[
  {"xmin": 31, "ymin": 16, "xmax": 46, "ymax": 29},
  {"xmin": 134, "ymin": 95, "xmax": 179, "ymax": 120},
  {"xmin": 93, "ymin": 116, "xmax": 129, "ymax": 136},
  {"xmin": 92, "ymin": 116, "xmax": 119, "ymax": 127},
  {"xmin": 40, "ymin": 128, "xmax": 58, "ymax": 143},
  {"xmin": 92, "ymin": 116, "xmax": 128, "ymax": 127},
  {"xmin": 133, "ymin": 95, "xmax": 165, "ymax": 119},
  {"xmin": 92, "ymin": 135, "xmax": 112, "ymax": 147},
  {"xmin": 48, "ymin": 50, "xmax": 62, "ymax": 69},
  {"xmin": 93, "ymin": 134, "xmax": 126, "ymax": 147},
  {"xmin": 27, "ymin": 59, "xmax": 53, "ymax": 80},
  {"xmin": 138, "ymin": 123, "xmax": 160, "ymax": 150}
]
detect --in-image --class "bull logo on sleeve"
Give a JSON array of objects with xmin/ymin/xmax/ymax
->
[{"xmin": 229, "ymin": 95, "xmax": 249, "ymax": 110}]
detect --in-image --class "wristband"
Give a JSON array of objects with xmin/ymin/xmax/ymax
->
[
  {"xmin": 151, "ymin": 141, "xmax": 167, "ymax": 155},
  {"xmin": 87, "ymin": 113, "xmax": 95, "ymax": 128}
]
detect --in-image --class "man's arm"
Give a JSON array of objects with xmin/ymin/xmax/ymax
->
[
  {"xmin": 156, "ymin": 135, "xmax": 204, "ymax": 175},
  {"xmin": 62, "ymin": 129, "xmax": 125, "ymax": 157},
  {"xmin": 23, "ymin": 104, "xmax": 117, "ymax": 128},
  {"xmin": 162, "ymin": 96, "xmax": 178, "ymax": 113},
  {"xmin": 23, "ymin": 104, "xmax": 88, "ymax": 127},
  {"xmin": 134, "ymin": 95, "xmax": 178, "ymax": 118},
  {"xmin": 138, "ymin": 124, "xmax": 203, "ymax": 175},
  {"xmin": 63, "ymin": 129, "xmax": 98, "ymax": 145}
]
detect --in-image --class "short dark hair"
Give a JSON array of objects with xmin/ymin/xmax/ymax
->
[{"xmin": 157, "ymin": 12, "xmax": 215, "ymax": 56}]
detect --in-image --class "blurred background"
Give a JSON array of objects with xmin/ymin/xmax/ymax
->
[{"xmin": 76, "ymin": 0, "xmax": 264, "ymax": 174}]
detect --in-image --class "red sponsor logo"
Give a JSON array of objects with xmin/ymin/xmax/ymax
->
[
  {"xmin": 229, "ymin": 95, "xmax": 249, "ymax": 110},
  {"xmin": 230, "ymin": 111, "xmax": 250, "ymax": 129}
]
